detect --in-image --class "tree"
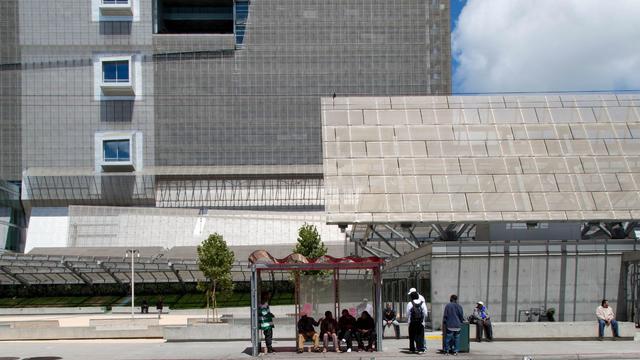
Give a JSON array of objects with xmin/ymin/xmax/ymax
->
[
  {"xmin": 293, "ymin": 223, "xmax": 328, "ymax": 280},
  {"xmin": 293, "ymin": 223, "xmax": 327, "ymax": 259},
  {"xmin": 197, "ymin": 233, "xmax": 235, "ymax": 322}
]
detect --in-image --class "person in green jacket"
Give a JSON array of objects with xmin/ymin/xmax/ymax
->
[{"xmin": 258, "ymin": 292, "xmax": 275, "ymax": 353}]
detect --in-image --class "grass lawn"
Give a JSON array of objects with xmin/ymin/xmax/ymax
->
[{"xmin": 0, "ymin": 292, "xmax": 294, "ymax": 309}]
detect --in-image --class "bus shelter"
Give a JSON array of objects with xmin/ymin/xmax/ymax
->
[{"xmin": 249, "ymin": 250, "xmax": 384, "ymax": 356}]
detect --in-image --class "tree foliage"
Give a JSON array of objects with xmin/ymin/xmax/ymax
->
[
  {"xmin": 197, "ymin": 233, "xmax": 235, "ymax": 320},
  {"xmin": 293, "ymin": 223, "xmax": 327, "ymax": 259},
  {"xmin": 293, "ymin": 223, "xmax": 328, "ymax": 277}
]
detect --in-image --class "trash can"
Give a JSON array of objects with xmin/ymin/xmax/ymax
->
[
  {"xmin": 441, "ymin": 322, "xmax": 470, "ymax": 353},
  {"xmin": 459, "ymin": 322, "xmax": 470, "ymax": 353}
]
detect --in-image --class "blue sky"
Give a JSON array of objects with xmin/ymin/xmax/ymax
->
[
  {"xmin": 450, "ymin": 0, "xmax": 640, "ymax": 94},
  {"xmin": 449, "ymin": 0, "xmax": 466, "ymax": 91}
]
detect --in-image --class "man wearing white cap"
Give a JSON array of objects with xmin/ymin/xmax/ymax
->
[
  {"xmin": 407, "ymin": 287, "xmax": 427, "ymax": 350},
  {"xmin": 408, "ymin": 288, "xmax": 426, "ymax": 304},
  {"xmin": 471, "ymin": 301, "xmax": 493, "ymax": 342}
]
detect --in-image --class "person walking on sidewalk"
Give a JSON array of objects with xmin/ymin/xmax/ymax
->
[
  {"xmin": 443, "ymin": 294, "xmax": 464, "ymax": 356},
  {"xmin": 406, "ymin": 292, "xmax": 428, "ymax": 354}
]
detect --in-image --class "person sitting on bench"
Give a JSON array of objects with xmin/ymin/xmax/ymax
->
[
  {"xmin": 338, "ymin": 309, "xmax": 356, "ymax": 352},
  {"xmin": 355, "ymin": 310, "xmax": 376, "ymax": 352},
  {"xmin": 383, "ymin": 303, "xmax": 400, "ymax": 339},
  {"xmin": 470, "ymin": 301, "xmax": 493, "ymax": 342},
  {"xmin": 320, "ymin": 310, "xmax": 341, "ymax": 353},
  {"xmin": 596, "ymin": 299, "xmax": 620, "ymax": 340},
  {"xmin": 297, "ymin": 310, "xmax": 320, "ymax": 353}
]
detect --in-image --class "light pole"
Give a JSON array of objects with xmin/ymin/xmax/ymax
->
[{"xmin": 125, "ymin": 249, "xmax": 139, "ymax": 319}]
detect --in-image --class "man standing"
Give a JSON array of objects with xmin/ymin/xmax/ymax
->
[
  {"xmin": 406, "ymin": 292, "xmax": 428, "ymax": 354},
  {"xmin": 443, "ymin": 294, "xmax": 464, "ymax": 356},
  {"xmin": 471, "ymin": 301, "xmax": 492, "ymax": 342},
  {"xmin": 596, "ymin": 299, "xmax": 620, "ymax": 339},
  {"xmin": 407, "ymin": 288, "xmax": 426, "ymax": 347},
  {"xmin": 156, "ymin": 297, "xmax": 164, "ymax": 319},
  {"xmin": 258, "ymin": 292, "xmax": 275, "ymax": 353},
  {"xmin": 383, "ymin": 303, "xmax": 400, "ymax": 339},
  {"xmin": 408, "ymin": 287, "xmax": 426, "ymax": 303}
]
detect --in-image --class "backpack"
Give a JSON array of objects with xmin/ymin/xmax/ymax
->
[{"xmin": 410, "ymin": 301, "xmax": 424, "ymax": 322}]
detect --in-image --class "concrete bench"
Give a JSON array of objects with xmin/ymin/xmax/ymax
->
[
  {"xmin": 186, "ymin": 315, "xmax": 234, "ymax": 325},
  {"xmin": 110, "ymin": 306, "xmax": 170, "ymax": 315},
  {"xmin": 491, "ymin": 321, "xmax": 636, "ymax": 340},
  {"xmin": 0, "ymin": 307, "xmax": 105, "ymax": 315},
  {"xmin": 165, "ymin": 323, "xmax": 299, "ymax": 342},
  {"xmin": 0, "ymin": 325, "xmax": 163, "ymax": 341},
  {"xmin": 0, "ymin": 320, "xmax": 60, "ymax": 329},
  {"xmin": 89, "ymin": 318, "xmax": 159, "ymax": 330}
]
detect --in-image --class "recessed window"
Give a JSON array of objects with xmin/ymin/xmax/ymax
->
[
  {"xmin": 156, "ymin": 0, "xmax": 234, "ymax": 34},
  {"xmin": 102, "ymin": 60, "xmax": 130, "ymax": 83},
  {"xmin": 99, "ymin": 0, "xmax": 133, "ymax": 16},
  {"xmin": 100, "ymin": 0, "xmax": 133, "ymax": 16},
  {"xmin": 96, "ymin": 132, "xmax": 141, "ymax": 172},
  {"xmin": 98, "ymin": 56, "xmax": 136, "ymax": 97},
  {"xmin": 93, "ymin": 0, "xmax": 139, "ymax": 21},
  {"xmin": 103, "ymin": 139, "xmax": 131, "ymax": 162}
]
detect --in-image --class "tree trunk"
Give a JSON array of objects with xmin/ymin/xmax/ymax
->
[
  {"xmin": 212, "ymin": 282, "xmax": 217, "ymax": 321},
  {"xmin": 206, "ymin": 289, "xmax": 210, "ymax": 323}
]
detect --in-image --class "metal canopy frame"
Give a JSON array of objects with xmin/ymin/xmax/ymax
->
[
  {"xmin": 249, "ymin": 255, "xmax": 384, "ymax": 357},
  {"xmin": 348, "ymin": 221, "xmax": 640, "ymax": 259},
  {"xmin": 0, "ymin": 253, "xmax": 252, "ymax": 286}
]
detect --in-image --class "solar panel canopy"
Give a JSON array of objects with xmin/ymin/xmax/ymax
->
[{"xmin": 322, "ymin": 93, "xmax": 640, "ymax": 224}]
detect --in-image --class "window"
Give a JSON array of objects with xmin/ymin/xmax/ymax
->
[
  {"xmin": 97, "ymin": 56, "xmax": 136, "ymax": 97},
  {"xmin": 99, "ymin": 0, "xmax": 133, "ymax": 16},
  {"xmin": 102, "ymin": 60, "xmax": 129, "ymax": 83},
  {"xmin": 156, "ymin": 0, "xmax": 234, "ymax": 34},
  {"xmin": 95, "ymin": 132, "xmax": 141, "ymax": 172},
  {"xmin": 103, "ymin": 139, "xmax": 131, "ymax": 162}
]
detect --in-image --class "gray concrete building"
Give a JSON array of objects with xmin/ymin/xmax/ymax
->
[{"xmin": 0, "ymin": 0, "xmax": 451, "ymax": 252}]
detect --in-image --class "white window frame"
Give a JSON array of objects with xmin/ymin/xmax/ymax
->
[
  {"xmin": 94, "ymin": 55, "xmax": 142, "ymax": 100},
  {"xmin": 95, "ymin": 131, "xmax": 144, "ymax": 173},
  {"xmin": 92, "ymin": 0, "xmax": 139, "ymax": 22}
]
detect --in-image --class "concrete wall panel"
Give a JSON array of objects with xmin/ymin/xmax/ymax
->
[{"xmin": 430, "ymin": 250, "xmax": 626, "ymax": 329}]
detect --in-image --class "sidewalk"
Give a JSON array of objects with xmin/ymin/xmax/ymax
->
[{"xmin": 0, "ymin": 338, "xmax": 638, "ymax": 360}]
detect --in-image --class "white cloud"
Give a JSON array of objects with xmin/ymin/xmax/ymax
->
[{"xmin": 452, "ymin": 0, "xmax": 640, "ymax": 93}]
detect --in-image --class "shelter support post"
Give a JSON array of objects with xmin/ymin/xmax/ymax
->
[
  {"xmin": 250, "ymin": 265, "xmax": 259, "ymax": 356},
  {"xmin": 375, "ymin": 266, "xmax": 383, "ymax": 351}
]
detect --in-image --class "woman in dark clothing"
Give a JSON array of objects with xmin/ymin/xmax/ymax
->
[
  {"xmin": 320, "ymin": 311, "xmax": 341, "ymax": 352},
  {"xmin": 355, "ymin": 310, "xmax": 376, "ymax": 352}
]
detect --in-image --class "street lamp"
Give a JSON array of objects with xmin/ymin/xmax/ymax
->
[{"xmin": 125, "ymin": 249, "xmax": 140, "ymax": 319}]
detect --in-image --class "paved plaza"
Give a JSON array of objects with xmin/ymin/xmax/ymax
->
[{"xmin": 0, "ymin": 338, "xmax": 639, "ymax": 360}]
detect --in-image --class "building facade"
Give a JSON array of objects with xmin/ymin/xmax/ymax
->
[{"xmin": 0, "ymin": 0, "xmax": 451, "ymax": 252}]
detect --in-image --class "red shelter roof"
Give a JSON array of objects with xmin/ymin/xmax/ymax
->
[{"xmin": 248, "ymin": 250, "xmax": 383, "ymax": 271}]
